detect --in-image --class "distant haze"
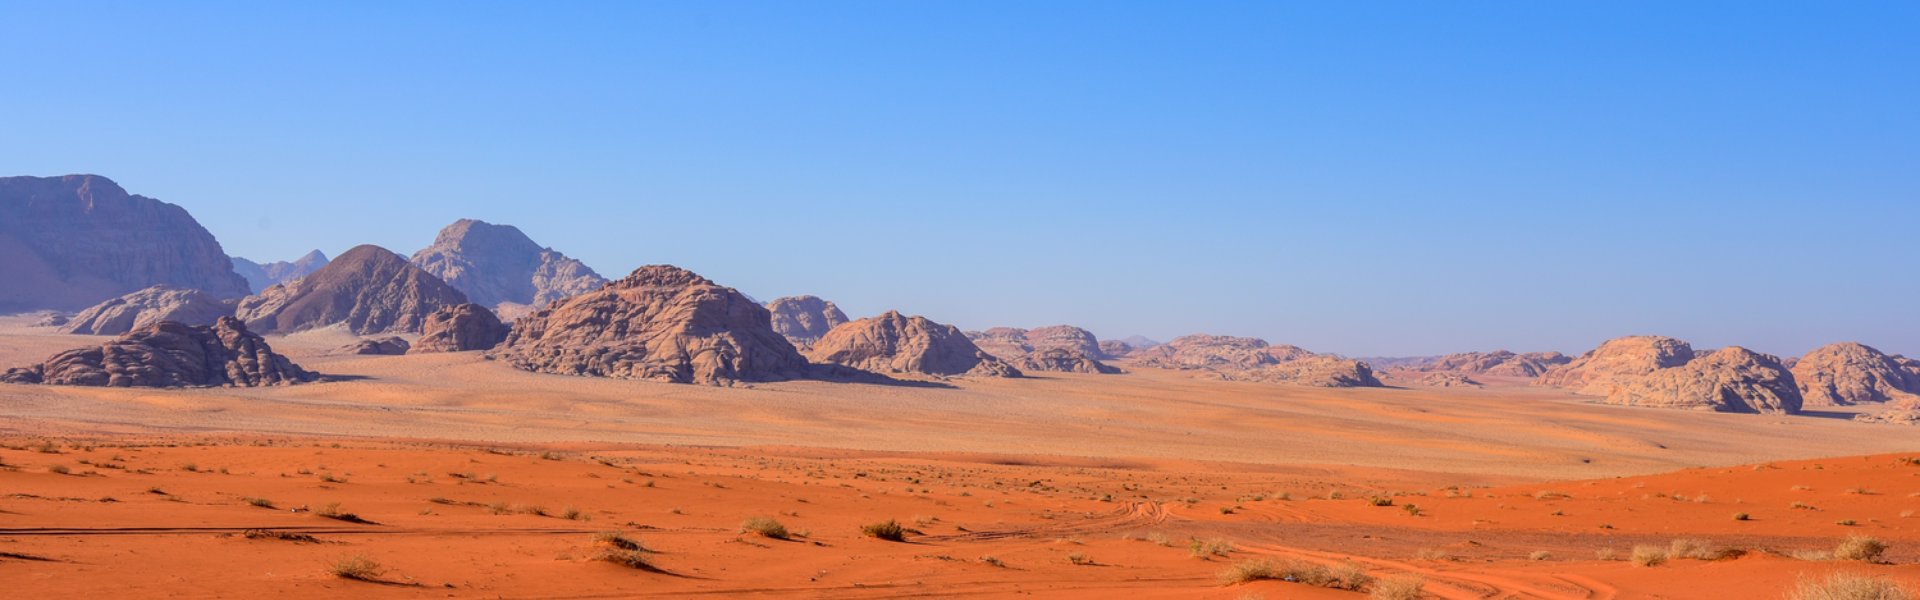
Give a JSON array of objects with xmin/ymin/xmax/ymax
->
[{"xmin": 2, "ymin": 3, "xmax": 1914, "ymax": 357}]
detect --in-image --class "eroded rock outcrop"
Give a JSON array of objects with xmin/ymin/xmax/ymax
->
[
  {"xmin": 60, "ymin": 286, "xmax": 233, "ymax": 335},
  {"xmin": 410, "ymin": 303, "xmax": 510, "ymax": 354},
  {"xmin": 808, "ymin": 311, "xmax": 1020, "ymax": 378},
  {"xmin": 495, "ymin": 265, "xmax": 807, "ymax": 385},
  {"xmin": 236, "ymin": 245, "xmax": 470, "ymax": 335},
  {"xmin": 1, "ymin": 317, "xmax": 313, "ymax": 387},
  {"xmin": 1012, "ymin": 347, "xmax": 1122, "ymax": 374},
  {"xmin": 231, "ymin": 250, "xmax": 329, "ymax": 294},
  {"xmin": 965, "ymin": 325, "xmax": 1120, "ymax": 373},
  {"xmin": 1605, "ymin": 347, "xmax": 1802, "ymax": 413},
  {"xmin": 1536, "ymin": 336, "xmax": 1696, "ymax": 396},
  {"xmin": 1791, "ymin": 342, "xmax": 1920, "ymax": 406},
  {"xmin": 0, "ymin": 174, "xmax": 250, "ymax": 312},
  {"xmin": 1125, "ymin": 334, "xmax": 1379, "ymax": 387},
  {"xmin": 766, "ymin": 295, "xmax": 849, "ymax": 348},
  {"xmin": 335, "ymin": 336, "xmax": 411, "ymax": 356},
  {"xmin": 410, "ymin": 219, "xmax": 605, "ymax": 315},
  {"xmin": 1402, "ymin": 350, "xmax": 1570, "ymax": 378}
]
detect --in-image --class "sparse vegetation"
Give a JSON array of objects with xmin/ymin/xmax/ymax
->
[
  {"xmin": 1631, "ymin": 545, "xmax": 1666, "ymax": 567},
  {"xmin": 243, "ymin": 529, "xmax": 317, "ymax": 543},
  {"xmin": 1528, "ymin": 551, "xmax": 1551, "ymax": 561},
  {"xmin": 1367, "ymin": 496, "xmax": 1394, "ymax": 507},
  {"xmin": 593, "ymin": 531, "xmax": 643, "ymax": 551},
  {"xmin": 1834, "ymin": 535, "xmax": 1888, "ymax": 562},
  {"xmin": 1189, "ymin": 537, "xmax": 1235, "ymax": 558},
  {"xmin": 591, "ymin": 548, "xmax": 658, "ymax": 571},
  {"xmin": 861, "ymin": 519, "xmax": 906, "ymax": 541},
  {"xmin": 740, "ymin": 516, "xmax": 789, "ymax": 540},
  {"xmin": 1067, "ymin": 552, "xmax": 1092, "ymax": 565},
  {"xmin": 1733, "ymin": 512, "xmax": 1750, "ymax": 521},
  {"xmin": 327, "ymin": 555, "xmax": 384, "ymax": 581},
  {"xmin": 1370, "ymin": 575, "xmax": 1425, "ymax": 600},
  {"xmin": 244, "ymin": 497, "xmax": 275, "ymax": 508},
  {"xmin": 1786, "ymin": 572, "xmax": 1912, "ymax": 600},
  {"xmin": 1220, "ymin": 558, "xmax": 1371, "ymax": 590},
  {"xmin": 47, "ymin": 464, "xmax": 69, "ymax": 475},
  {"xmin": 979, "ymin": 555, "xmax": 1005, "ymax": 567}
]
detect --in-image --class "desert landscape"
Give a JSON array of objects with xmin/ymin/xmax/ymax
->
[{"xmin": 6, "ymin": 4, "xmax": 1919, "ymax": 598}]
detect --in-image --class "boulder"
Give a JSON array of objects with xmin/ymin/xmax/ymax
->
[
  {"xmin": 335, "ymin": 337, "xmax": 411, "ymax": 356},
  {"xmin": 808, "ymin": 311, "xmax": 1020, "ymax": 378},
  {"xmin": 410, "ymin": 303, "xmax": 510, "ymax": 353},
  {"xmin": 60, "ymin": 286, "xmax": 233, "ymax": 335},
  {"xmin": 1791, "ymin": 342, "xmax": 1920, "ymax": 406}
]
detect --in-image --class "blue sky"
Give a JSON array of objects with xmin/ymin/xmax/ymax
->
[{"xmin": 3, "ymin": 1, "xmax": 1915, "ymax": 357}]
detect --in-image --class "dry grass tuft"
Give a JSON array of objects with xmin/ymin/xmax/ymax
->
[
  {"xmin": 1787, "ymin": 572, "xmax": 1912, "ymax": 600},
  {"xmin": 1220, "ymin": 558, "xmax": 1371, "ymax": 590},
  {"xmin": 1370, "ymin": 575, "xmax": 1425, "ymax": 600},
  {"xmin": 1835, "ymin": 535, "xmax": 1888, "ymax": 563},
  {"xmin": 327, "ymin": 555, "xmax": 384, "ymax": 581},
  {"xmin": 861, "ymin": 519, "xmax": 907, "ymax": 541},
  {"xmin": 1631, "ymin": 545, "xmax": 1667, "ymax": 567},
  {"xmin": 740, "ymin": 516, "xmax": 789, "ymax": 540}
]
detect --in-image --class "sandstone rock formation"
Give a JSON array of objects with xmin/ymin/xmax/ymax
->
[
  {"xmin": 231, "ymin": 250, "xmax": 329, "ymax": 294},
  {"xmin": 965, "ymin": 325, "xmax": 1120, "ymax": 373},
  {"xmin": 1791, "ymin": 342, "xmax": 1920, "ymax": 406},
  {"xmin": 1855, "ymin": 397, "xmax": 1920, "ymax": 425},
  {"xmin": 336, "ymin": 336, "xmax": 411, "ymax": 355},
  {"xmin": 765, "ymin": 295, "xmax": 849, "ymax": 348},
  {"xmin": 1118, "ymin": 336, "xmax": 1161, "ymax": 351},
  {"xmin": 1604, "ymin": 347, "xmax": 1802, "ymax": 413},
  {"xmin": 808, "ymin": 311, "xmax": 1021, "ymax": 378},
  {"xmin": 0, "ymin": 174, "xmax": 250, "ymax": 312},
  {"xmin": 1, "ymin": 317, "xmax": 313, "ymax": 387},
  {"xmin": 410, "ymin": 219, "xmax": 606, "ymax": 316},
  {"xmin": 410, "ymin": 303, "xmax": 510, "ymax": 354},
  {"xmin": 1536, "ymin": 336, "xmax": 1696, "ymax": 396},
  {"xmin": 60, "ymin": 286, "xmax": 233, "ymax": 335},
  {"xmin": 1402, "ymin": 350, "xmax": 1570, "ymax": 378},
  {"xmin": 1097, "ymin": 340, "xmax": 1136, "ymax": 359},
  {"xmin": 1408, "ymin": 372, "xmax": 1481, "ymax": 387},
  {"xmin": 495, "ymin": 265, "xmax": 807, "ymax": 385},
  {"xmin": 236, "ymin": 245, "xmax": 470, "ymax": 335},
  {"xmin": 1123, "ymin": 334, "xmax": 1379, "ymax": 387}
]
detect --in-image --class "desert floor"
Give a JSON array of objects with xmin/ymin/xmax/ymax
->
[{"xmin": 2, "ymin": 319, "xmax": 1917, "ymax": 598}]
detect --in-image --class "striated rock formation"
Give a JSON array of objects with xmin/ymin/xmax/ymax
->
[
  {"xmin": 1118, "ymin": 336, "xmax": 1162, "ymax": 351},
  {"xmin": 231, "ymin": 250, "xmax": 329, "ymax": 294},
  {"xmin": 410, "ymin": 303, "xmax": 510, "ymax": 354},
  {"xmin": 1855, "ymin": 397, "xmax": 1920, "ymax": 425},
  {"xmin": 1410, "ymin": 372, "xmax": 1481, "ymax": 388},
  {"xmin": 1402, "ymin": 350, "xmax": 1570, "ymax": 378},
  {"xmin": 1097, "ymin": 340, "xmax": 1136, "ymax": 359},
  {"xmin": 1124, "ymin": 334, "xmax": 1379, "ymax": 387},
  {"xmin": 1, "ymin": 317, "xmax": 313, "ymax": 387},
  {"xmin": 495, "ymin": 265, "xmax": 807, "ymax": 385},
  {"xmin": 60, "ymin": 286, "xmax": 233, "ymax": 335},
  {"xmin": 236, "ymin": 245, "xmax": 470, "ymax": 335},
  {"xmin": 335, "ymin": 336, "xmax": 411, "ymax": 356},
  {"xmin": 808, "ymin": 311, "xmax": 1021, "ymax": 378},
  {"xmin": 1536, "ymin": 336, "xmax": 1696, "ymax": 396},
  {"xmin": 1605, "ymin": 347, "xmax": 1802, "ymax": 413},
  {"xmin": 965, "ymin": 325, "xmax": 1120, "ymax": 374},
  {"xmin": 765, "ymin": 295, "xmax": 849, "ymax": 347},
  {"xmin": 0, "ymin": 174, "xmax": 250, "ymax": 312},
  {"xmin": 1791, "ymin": 342, "xmax": 1920, "ymax": 406},
  {"xmin": 410, "ymin": 219, "xmax": 605, "ymax": 315}
]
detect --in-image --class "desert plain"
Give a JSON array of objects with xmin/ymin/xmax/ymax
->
[{"xmin": 3, "ymin": 317, "xmax": 1917, "ymax": 599}]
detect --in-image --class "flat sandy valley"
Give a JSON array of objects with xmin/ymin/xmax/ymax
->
[{"xmin": 3, "ymin": 319, "xmax": 1917, "ymax": 598}]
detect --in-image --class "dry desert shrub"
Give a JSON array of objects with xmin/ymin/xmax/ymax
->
[
  {"xmin": 1221, "ymin": 558, "xmax": 1371, "ymax": 590},
  {"xmin": 592, "ymin": 531, "xmax": 643, "ymax": 551},
  {"xmin": 242, "ymin": 529, "xmax": 317, "ymax": 543},
  {"xmin": 861, "ymin": 519, "xmax": 906, "ymax": 541},
  {"xmin": 591, "ymin": 548, "xmax": 659, "ymax": 571},
  {"xmin": 1787, "ymin": 573, "xmax": 1912, "ymax": 600},
  {"xmin": 1835, "ymin": 536, "xmax": 1888, "ymax": 563},
  {"xmin": 740, "ymin": 516, "xmax": 789, "ymax": 540},
  {"xmin": 1631, "ymin": 545, "xmax": 1667, "ymax": 567},
  {"xmin": 1190, "ymin": 537, "xmax": 1235, "ymax": 558},
  {"xmin": 1528, "ymin": 550, "xmax": 1552, "ymax": 561},
  {"xmin": 1370, "ymin": 575, "xmax": 1425, "ymax": 600},
  {"xmin": 327, "ymin": 555, "xmax": 384, "ymax": 581},
  {"xmin": 1067, "ymin": 552, "xmax": 1092, "ymax": 565}
]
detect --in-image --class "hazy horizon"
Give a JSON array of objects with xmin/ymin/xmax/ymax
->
[{"xmin": 4, "ymin": 2, "xmax": 1915, "ymax": 358}]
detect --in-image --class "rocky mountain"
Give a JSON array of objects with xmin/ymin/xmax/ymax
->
[
  {"xmin": 495, "ymin": 265, "xmax": 807, "ymax": 385},
  {"xmin": 1540, "ymin": 336, "xmax": 1804, "ymax": 414},
  {"xmin": 0, "ymin": 174, "xmax": 250, "ymax": 312},
  {"xmin": 808, "ymin": 311, "xmax": 1021, "ymax": 378},
  {"xmin": 1121, "ymin": 334, "xmax": 1378, "ymax": 387},
  {"xmin": 1791, "ymin": 342, "xmax": 1920, "ymax": 406},
  {"xmin": 1097, "ymin": 340, "xmax": 1137, "ymax": 359},
  {"xmin": 410, "ymin": 219, "xmax": 606, "ymax": 316},
  {"xmin": 60, "ymin": 286, "xmax": 233, "ymax": 335},
  {"xmin": 1399, "ymin": 350, "xmax": 1571, "ymax": 378},
  {"xmin": 236, "ymin": 245, "xmax": 470, "ymax": 335},
  {"xmin": 336, "ymin": 336, "xmax": 411, "ymax": 356},
  {"xmin": 410, "ymin": 303, "xmax": 510, "ymax": 354},
  {"xmin": 231, "ymin": 250, "xmax": 329, "ymax": 293},
  {"xmin": 1118, "ymin": 335, "xmax": 1161, "ymax": 350},
  {"xmin": 1605, "ymin": 347, "xmax": 1802, "ymax": 413},
  {"xmin": 1536, "ymin": 336, "xmax": 1696, "ymax": 396},
  {"xmin": 1, "ymin": 317, "xmax": 313, "ymax": 387},
  {"xmin": 964, "ymin": 325, "xmax": 1119, "ymax": 374},
  {"xmin": 765, "ymin": 295, "xmax": 849, "ymax": 347}
]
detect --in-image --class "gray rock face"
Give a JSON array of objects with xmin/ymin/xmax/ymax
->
[
  {"xmin": 765, "ymin": 295, "xmax": 849, "ymax": 347},
  {"xmin": 2, "ymin": 317, "xmax": 314, "ymax": 387},
  {"xmin": 61, "ymin": 286, "xmax": 234, "ymax": 335},
  {"xmin": 231, "ymin": 250, "xmax": 329, "ymax": 294},
  {"xmin": 336, "ymin": 336, "xmax": 411, "ymax": 356},
  {"xmin": 236, "ymin": 245, "xmax": 470, "ymax": 335},
  {"xmin": 411, "ymin": 303, "xmax": 510, "ymax": 353},
  {"xmin": 496, "ymin": 265, "xmax": 808, "ymax": 385},
  {"xmin": 1792, "ymin": 342, "xmax": 1920, "ymax": 406},
  {"xmin": 410, "ymin": 219, "xmax": 606, "ymax": 313},
  {"xmin": 808, "ymin": 311, "xmax": 1021, "ymax": 378},
  {"xmin": 0, "ymin": 174, "xmax": 250, "ymax": 312}
]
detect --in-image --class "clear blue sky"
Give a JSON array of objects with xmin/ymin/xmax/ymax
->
[{"xmin": 3, "ymin": 1, "xmax": 1915, "ymax": 357}]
